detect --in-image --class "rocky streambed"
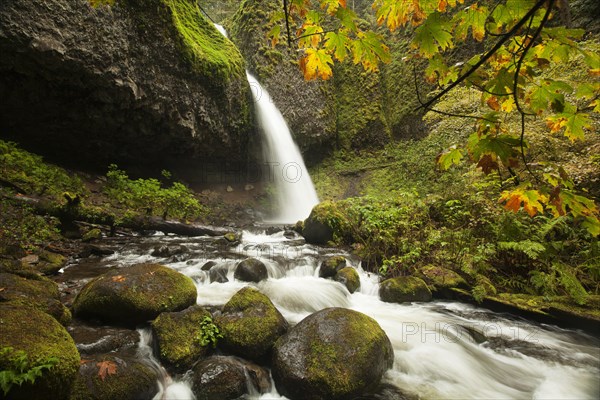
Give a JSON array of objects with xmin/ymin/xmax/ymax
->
[{"xmin": 1, "ymin": 229, "xmax": 599, "ymax": 399}]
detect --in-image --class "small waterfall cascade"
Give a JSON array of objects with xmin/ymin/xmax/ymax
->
[{"xmin": 214, "ymin": 24, "xmax": 319, "ymax": 223}]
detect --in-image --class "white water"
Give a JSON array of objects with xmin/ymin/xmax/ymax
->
[
  {"xmin": 246, "ymin": 73, "xmax": 319, "ymax": 223},
  {"xmin": 109, "ymin": 232, "xmax": 599, "ymax": 399},
  {"xmin": 214, "ymin": 23, "xmax": 319, "ymax": 223}
]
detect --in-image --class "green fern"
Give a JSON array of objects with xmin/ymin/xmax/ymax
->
[
  {"xmin": 498, "ymin": 240, "xmax": 546, "ymax": 260},
  {"xmin": 553, "ymin": 263, "xmax": 589, "ymax": 305},
  {"xmin": 0, "ymin": 347, "xmax": 59, "ymax": 396}
]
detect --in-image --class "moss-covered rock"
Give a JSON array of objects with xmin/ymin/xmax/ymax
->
[
  {"xmin": 272, "ymin": 307, "xmax": 394, "ymax": 400},
  {"xmin": 234, "ymin": 258, "xmax": 268, "ymax": 283},
  {"xmin": 81, "ymin": 228, "xmax": 102, "ymax": 243},
  {"xmin": 216, "ymin": 287, "xmax": 288, "ymax": 361},
  {"xmin": 36, "ymin": 250, "xmax": 67, "ymax": 275},
  {"xmin": 0, "ymin": 272, "xmax": 71, "ymax": 325},
  {"xmin": 70, "ymin": 353, "xmax": 158, "ymax": 400},
  {"xmin": 72, "ymin": 263, "xmax": 197, "ymax": 326},
  {"xmin": 191, "ymin": 355, "xmax": 270, "ymax": 400},
  {"xmin": 303, "ymin": 201, "xmax": 350, "ymax": 245},
  {"xmin": 319, "ymin": 256, "xmax": 347, "ymax": 278},
  {"xmin": 379, "ymin": 276, "xmax": 432, "ymax": 303},
  {"xmin": 418, "ymin": 265, "xmax": 468, "ymax": 296},
  {"xmin": 334, "ymin": 267, "xmax": 361, "ymax": 293},
  {"xmin": 151, "ymin": 306, "xmax": 213, "ymax": 372},
  {"xmin": 0, "ymin": 304, "xmax": 79, "ymax": 400}
]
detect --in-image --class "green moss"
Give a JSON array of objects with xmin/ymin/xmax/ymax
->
[
  {"xmin": 73, "ymin": 263, "xmax": 197, "ymax": 325},
  {"xmin": 419, "ymin": 265, "xmax": 467, "ymax": 289},
  {"xmin": 334, "ymin": 267, "xmax": 360, "ymax": 293},
  {"xmin": 162, "ymin": 0, "xmax": 245, "ymax": 80},
  {"xmin": 0, "ymin": 305, "xmax": 79, "ymax": 400},
  {"xmin": 380, "ymin": 276, "xmax": 432, "ymax": 303},
  {"xmin": 81, "ymin": 228, "xmax": 102, "ymax": 242},
  {"xmin": 151, "ymin": 306, "xmax": 212, "ymax": 371},
  {"xmin": 305, "ymin": 308, "xmax": 391, "ymax": 397},
  {"xmin": 216, "ymin": 287, "xmax": 287, "ymax": 361}
]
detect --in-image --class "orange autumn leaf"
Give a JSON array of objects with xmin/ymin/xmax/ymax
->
[
  {"xmin": 112, "ymin": 275, "xmax": 126, "ymax": 282},
  {"xmin": 486, "ymin": 96, "xmax": 500, "ymax": 111},
  {"xmin": 97, "ymin": 360, "xmax": 117, "ymax": 381},
  {"xmin": 499, "ymin": 188, "xmax": 548, "ymax": 217}
]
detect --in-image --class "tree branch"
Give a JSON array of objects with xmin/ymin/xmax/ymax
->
[{"xmin": 414, "ymin": 0, "xmax": 549, "ymax": 112}]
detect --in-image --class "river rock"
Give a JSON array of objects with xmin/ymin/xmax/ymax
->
[
  {"xmin": 72, "ymin": 263, "xmax": 197, "ymax": 325},
  {"xmin": 0, "ymin": 304, "xmax": 80, "ymax": 400},
  {"xmin": 151, "ymin": 306, "xmax": 213, "ymax": 372},
  {"xmin": 70, "ymin": 353, "xmax": 159, "ymax": 400},
  {"xmin": 334, "ymin": 266, "xmax": 361, "ymax": 293},
  {"xmin": 319, "ymin": 255, "xmax": 347, "ymax": 278},
  {"xmin": 209, "ymin": 266, "xmax": 229, "ymax": 283},
  {"xmin": 201, "ymin": 260, "xmax": 217, "ymax": 271},
  {"xmin": 68, "ymin": 323, "xmax": 140, "ymax": 355},
  {"xmin": 216, "ymin": 287, "xmax": 288, "ymax": 361},
  {"xmin": 0, "ymin": 0, "xmax": 254, "ymax": 171},
  {"xmin": 379, "ymin": 276, "xmax": 432, "ymax": 303},
  {"xmin": 234, "ymin": 257, "xmax": 268, "ymax": 283},
  {"xmin": 191, "ymin": 355, "xmax": 270, "ymax": 400},
  {"xmin": 418, "ymin": 265, "xmax": 468, "ymax": 297},
  {"xmin": 272, "ymin": 307, "xmax": 394, "ymax": 400},
  {"xmin": 0, "ymin": 272, "xmax": 71, "ymax": 325}
]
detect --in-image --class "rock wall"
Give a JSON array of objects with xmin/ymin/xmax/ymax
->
[{"xmin": 0, "ymin": 0, "xmax": 256, "ymax": 173}]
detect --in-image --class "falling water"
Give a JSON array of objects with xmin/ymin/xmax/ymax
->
[
  {"xmin": 245, "ymin": 73, "xmax": 319, "ymax": 223},
  {"xmin": 214, "ymin": 24, "xmax": 319, "ymax": 223}
]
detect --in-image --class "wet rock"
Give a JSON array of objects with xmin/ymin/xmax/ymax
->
[
  {"xmin": 72, "ymin": 263, "xmax": 197, "ymax": 326},
  {"xmin": 191, "ymin": 355, "xmax": 270, "ymax": 400},
  {"xmin": 68, "ymin": 323, "xmax": 140, "ymax": 355},
  {"xmin": 334, "ymin": 266, "xmax": 361, "ymax": 294},
  {"xmin": 303, "ymin": 214, "xmax": 334, "ymax": 245},
  {"xmin": 0, "ymin": 0, "xmax": 254, "ymax": 171},
  {"xmin": 81, "ymin": 228, "xmax": 102, "ymax": 243},
  {"xmin": 379, "ymin": 276, "xmax": 432, "ymax": 303},
  {"xmin": 209, "ymin": 267, "xmax": 229, "ymax": 283},
  {"xmin": 234, "ymin": 257, "xmax": 268, "ymax": 283},
  {"xmin": 71, "ymin": 353, "xmax": 159, "ymax": 400},
  {"xmin": 0, "ymin": 304, "xmax": 79, "ymax": 400},
  {"xmin": 418, "ymin": 265, "xmax": 468, "ymax": 297},
  {"xmin": 0, "ymin": 272, "xmax": 71, "ymax": 325},
  {"xmin": 151, "ymin": 306, "xmax": 213, "ymax": 372},
  {"xmin": 353, "ymin": 383, "xmax": 419, "ymax": 400},
  {"xmin": 319, "ymin": 256, "xmax": 347, "ymax": 278},
  {"xmin": 201, "ymin": 260, "xmax": 217, "ymax": 271},
  {"xmin": 35, "ymin": 250, "xmax": 67, "ymax": 275},
  {"xmin": 224, "ymin": 232, "xmax": 241, "ymax": 243},
  {"xmin": 216, "ymin": 287, "xmax": 288, "ymax": 361},
  {"xmin": 272, "ymin": 307, "xmax": 394, "ymax": 400},
  {"xmin": 79, "ymin": 244, "xmax": 115, "ymax": 258}
]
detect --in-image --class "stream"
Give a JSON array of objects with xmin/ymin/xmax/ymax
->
[{"xmin": 58, "ymin": 230, "xmax": 600, "ymax": 400}]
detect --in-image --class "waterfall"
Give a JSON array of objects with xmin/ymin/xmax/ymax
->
[
  {"xmin": 246, "ymin": 74, "xmax": 319, "ymax": 223},
  {"xmin": 214, "ymin": 24, "xmax": 319, "ymax": 223}
]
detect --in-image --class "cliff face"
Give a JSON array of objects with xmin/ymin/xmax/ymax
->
[
  {"xmin": 0, "ymin": 0, "xmax": 255, "ymax": 172},
  {"xmin": 228, "ymin": 0, "xmax": 337, "ymax": 165}
]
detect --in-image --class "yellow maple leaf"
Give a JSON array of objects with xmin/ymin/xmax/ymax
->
[
  {"xmin": 300, "ymin": 48, "xmax": 333, "ymax": 80},
  {"xmin": 501, "ymin": 97, "xmax": 515, "ymax": 112}
]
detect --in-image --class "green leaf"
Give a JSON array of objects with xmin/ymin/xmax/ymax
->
[
  {"xmin": 335, "ymin": 5, "xmax": 358, "ymax": 32},
  {"xmin": 412, "ymin": 12, "xmax": 453, "ymax": 57},
  {"xmin": 582, "ymin": 216, "xmax": 600, "ymax": 237},
  {"xmin": 437, "ymin": 147, "xmax": 463, "ymax": 170},
  {"xmin": 453, "ymin": 4, "xmax": 488, "ymax": 41},
  {"xmin": 352, "ymin": 31, "xmax": 390, "ymax": 71},
  {"xmin": 325, "ymin": 31, "xmax": 350, "ymax": 61}
]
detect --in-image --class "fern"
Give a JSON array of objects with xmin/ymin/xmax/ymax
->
[
  {"xmin": 498, "ymin": 240, "xmax": 546, "ymax": 260},
  {"xmin": 0, "ymin": 347, "xmax": 59, "ymax": 396},
  {"xmin": 553, "ymin": 263, "xmax": 589, "ymax": 305}
]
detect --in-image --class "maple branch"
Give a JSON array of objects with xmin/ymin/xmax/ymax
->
[
  {"xmin": 414, "ymin": 0, "xmax": 549, "ymax": 112},
  {"xmin": 283, "ymin": 0, "xmax": 293, "ymax": 48},
  {"xmin": 413, "ymin": 67, "xmax": 498, "ymax": 123},
  {"xmin": 514, "ymin": 0, "xmax": 555, "ymax": 181},
  {"xmin": 294, "ymin": 30, "xmax": 336, "ymax": 42}
]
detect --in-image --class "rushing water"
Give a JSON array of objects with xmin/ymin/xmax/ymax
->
[{"xmin": 63, "ymin": 231, "xmax": 600, "ymax": 399}]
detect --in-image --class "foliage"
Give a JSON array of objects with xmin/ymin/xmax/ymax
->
[
  {"xmin": 0, "ymin": 347, "xmax": 59, "ymax": 396},
  {"xmin": 269, "ymin": 0, "xmax": 600, "ymax": 235},
  {"xmin": 0, "ymin": 197, "xmax": 61, "ymax": 253},
  {"xmin": 196, "ymin": 316, "xmax": 223, "ymax": 348},
  {"xmin": 88, "ymin": 0, "xmax": 116, "ymax": 7},
  {"xmin": 0, "ymin": 140, "xmax": 86, "ymax": 199},
  {"xmin": 103, "ymin": 164, "xmax": 206, "ymax": 220}
]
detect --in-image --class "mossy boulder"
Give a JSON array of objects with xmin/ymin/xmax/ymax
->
[
  {"xmin": 36, "ymin": 250, "xmax": 67, "ymax": 275},
  {"xmin": 379, "ymin": 276, "xmax": 432, "ymax": 303},
  {"xmin": 0, "ymin": 304, "xmax": 79, "ymax": 400},
  {"xmin": 272, "ymin": 307, "xmax": 394, "ymax": 400},
  {"xmin": 0, "ymin": 272, "xmax": 71, "ymax": 325},
  {"xmin": 81, "ymin": 228, "xmax": 102, "ymax": 243},
  {"xmin": 216, "ymin": 287, "xmax": 288, "ymax": 361},
  {"xmin": 302, "ymin": 202, "xmax": 337, "ymax": 245},
  {"xmin": 72, "ymin": 263, "xmax": 197, "ymax": 326},
  {"xmin": 319, "ymin": 256, "xmax": 347, "ymax": 278},
  {"xmin": 234, "ymin": 258, "xmax": 268, "ymax": 283},
  {"xmin": 418, "ymin": 265, "xmax": 468, "ymax": 297},
  {"xmin": 151, "ymin": 306, "xmax": 213, "ymax": 372},
  {"xmin": 70, "ymin": 353, "xmax": 158, "ymax": 400},
  {"xmin": 190, "ymin": 355, "xmax": 270, "ymax": 400},
  {"xmin": 334, "ymin": 267, "xmax": 361, "ymax": 294}
]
